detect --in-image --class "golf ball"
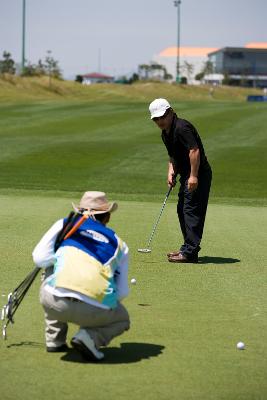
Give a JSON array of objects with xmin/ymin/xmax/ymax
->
[
  {"xmin": 131, "ymin": 278, "xmax": 136, "ymax": 285},
  {"xmin": 236, "ymin": 341, "xmax": 245, "ymax": 350}
]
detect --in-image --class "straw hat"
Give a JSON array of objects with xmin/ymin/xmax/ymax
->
[{"xmin": 72, "ymin": 191, "xmax": 118, "ymax": 215}]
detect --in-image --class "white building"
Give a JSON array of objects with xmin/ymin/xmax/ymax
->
[
  {"xmin": 81, "ymin": 72, "xmax": 114, "ymax": 85},
  {"xmin": 154, "ymin": 46, "xmax": 218, "ymax": 84}
]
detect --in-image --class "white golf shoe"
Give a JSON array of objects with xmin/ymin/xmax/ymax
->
[{"xmin": 71, "ymin": 329, "xmax": 104, "ymax": 361}]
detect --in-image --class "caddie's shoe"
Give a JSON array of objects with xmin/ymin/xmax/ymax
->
[
  {"xmin": 46, "ymin": 344, "xmax": 69, "ymax": 353},
  {"xmin": 168, "ymin": 253, "xmax": 198, "ymax": 263},
  {"xmin": 71, "ymin": 329, "xmax": 104, "ymax": 362},
  {"xmin": 167, "ymin": 250, "xmax": 181, "ymax": 257}
]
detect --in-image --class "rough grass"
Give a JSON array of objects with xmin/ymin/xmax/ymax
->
[{"xmin": 0, "ymin": 74, "xmax": 264, "ymax": 102}]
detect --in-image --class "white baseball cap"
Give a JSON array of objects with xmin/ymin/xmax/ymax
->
[{"xmin": 149, "ymin": 98, "xmax": 171, "ymax": 119}]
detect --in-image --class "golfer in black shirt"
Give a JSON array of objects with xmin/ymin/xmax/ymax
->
[{"xmin": 149, "ymin": 98, "xmax": 212, "ymax": 263}]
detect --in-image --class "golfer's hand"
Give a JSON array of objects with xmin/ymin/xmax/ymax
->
[
  {"xmin": 188, "ymin": 175, "xmax": 198, "ymax": 192},
  {"xmin": 168, "ymin": 173, "xmax": 177, "ymax": 188}
]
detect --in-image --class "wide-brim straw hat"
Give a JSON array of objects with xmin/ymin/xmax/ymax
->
[{"xmin": 72, "ymin": 191, "xmax": 118, "ymax": 215}]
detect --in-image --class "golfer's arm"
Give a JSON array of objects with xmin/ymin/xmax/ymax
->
[
  {"xmin": 168, "ymin": 158, "xmax": 177, "ymax": 176},
  {"xmin": 189, "ymin": 148, "xmax": 200, "ymax": 177}
]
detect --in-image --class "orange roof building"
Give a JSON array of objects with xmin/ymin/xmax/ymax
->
[
  {"xmin": 153, "ymin": 43, "xmax": 267, "ymax": 84},
  {"xmin": 159, "ymin": 47, "xmax": 218, "ymax": 58},
  {"xmin": 154, "ymin": 46, "xmax": 217, "ymax": 83},
  {"xmin": 245, "ymin": 43, "xmax": 267, "ymax": 49}
]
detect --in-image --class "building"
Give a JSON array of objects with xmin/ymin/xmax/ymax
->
[
  {"xmin": 81, "ymin": 72, "xmax": 114, "ymax": 85},
  {"xmin": 207, "ymin": 43, "xmax": 267, "ymax": 88},
  {"xmin": 154, "ymin": 43, "xmax": 267, "ymax": 87},
  {"xmin": 154, "ymin": 47, "xmax": 218, "ymax": 84}
]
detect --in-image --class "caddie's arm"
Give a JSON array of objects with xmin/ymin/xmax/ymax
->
[
  {"xmin": 115, "ymin": 242, "xmax": 129, "ymax": 301},
  {"xmin": 32, "ymin": 219, "xmax": 63, "ymax": 268},
  {"xmin": 188, "ymin": 147, "xmax": 200, "ymax": 192}
]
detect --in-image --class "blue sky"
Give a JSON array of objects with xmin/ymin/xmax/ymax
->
[{"xmin": 0, "ymin": 0, "xmax": 266, "ymax": 79}]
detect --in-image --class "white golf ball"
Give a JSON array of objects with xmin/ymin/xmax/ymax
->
[
  {"xmin": 131, "ymin": 278, "xmax": 136, "ymax": 285},
  {"xmin": 236, "ymin": 341, "xmax": 245, "ymax": 350}
]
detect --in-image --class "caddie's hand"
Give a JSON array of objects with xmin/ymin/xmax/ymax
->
[{"xmin": 188, "ymin": 175, "xmax": 198, "ymax": 192}]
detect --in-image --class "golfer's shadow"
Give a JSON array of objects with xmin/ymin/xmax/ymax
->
[
  {"xmin": 6, "ymin": 341, "xmax": 43, "ymax": 348},
  {"xmin": 198, "ymin": 256, "xmax": 240, "ymax": 264},
  {"xmin": 61, "ymin": 342, "xmax": 164, "ymax": 364}
]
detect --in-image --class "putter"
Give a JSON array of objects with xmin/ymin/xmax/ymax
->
[
  {"xmin": 138, "ymin": 186, "xmax": 173, "ymax": 253},
  {"xmin": 1, "ymin": 211, "xmax": 89, "ymax": 340}
]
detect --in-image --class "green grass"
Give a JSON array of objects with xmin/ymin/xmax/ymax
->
[
  {"xmin": 0, "ymin": 82, "xmax": 266, "ymax": 399},
  {"xmin": 0, "ymin": 194, "xmax": 266, "ymax": 400},
  {"xmin": 0, "ymin": 98, "xmax": 266, "ymax": 204}
]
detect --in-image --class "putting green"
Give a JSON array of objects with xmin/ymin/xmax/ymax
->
[{"xmin": 0, "ymin": 193, "xmax": 266, "ymax": 400}]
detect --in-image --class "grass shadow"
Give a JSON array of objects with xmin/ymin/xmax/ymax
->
[
  {"xmin": 198, "ymin": 256, "xmax": 240, "ymax": 264},
  {"xmin": 61, "ymin": 342, "xmax": 165, "ymax": 364},
  {"xmin": 6, "ymin": 341, "xmax": 43, "ymax": 348}
]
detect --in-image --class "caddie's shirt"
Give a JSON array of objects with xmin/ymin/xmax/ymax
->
[
  {"xmin": 161, "ymin": 113, "xmax": 210, "ymax": 178},
  {"xmin": 32, "ymin": 217, "xmax": 129, "ymax": 310}
]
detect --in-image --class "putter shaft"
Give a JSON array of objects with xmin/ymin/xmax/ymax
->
[{"xmin": 143, "ymin": 186, "xmax": 173, "ymax": 251}]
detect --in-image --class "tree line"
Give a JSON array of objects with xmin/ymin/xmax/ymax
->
[
  {"xmin": 1, "ymin": 50, "xmax": 215, "ymax": 84},
  {"xmin": 0, "ymin": 50, "xmax": 62, "ymax": 78}
]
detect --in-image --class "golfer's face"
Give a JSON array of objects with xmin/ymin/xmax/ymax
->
[{"xmin": 153, "ymin": 109, "xmax": 172, "ymax": 130}]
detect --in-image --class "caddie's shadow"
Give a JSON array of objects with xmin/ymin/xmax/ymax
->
[
  {"xmin": 61, "ymin": 342, "xmax": 165, "ymax": 364},
  {"xmin": 198, "ymin": 256, "xmax": 240, "ymax": 264}
]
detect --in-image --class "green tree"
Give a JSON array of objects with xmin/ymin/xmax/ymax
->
[
  {"xmin": 195, "ymin": 72, "xmax": 205, "ymax": 81},
  {"xmin": 202, "ymin": 60, "xmax": 213, "ymax": 75},
  {"xmin": 195, "ymin": 60, "xmax": 213, "ymax": 81},
  {"xmin": 75, "ymin": 75, "xmax": 83, "ymax": 83},
  {"xmin": 138, "ymin": 64, "xmax": 150, "ymax": 79},
  {"xmin": 181, "ymin": 61, "xmax": 194, "ymax": 83},
  {"xmin": 138, "ymin": 62, "xmax": 172, "ymax": 81},
  {"xmin": 22, "ymin": 59, "xmax": 47, "ymax": 77},
  {"xmin": 129, "ymin": 73, "xmax": 139, "ymax": 83},
  {"xmin": 21, "ymin": 61, "xmax": 38, "ymax": 76},
  {"xmin": 0, "ymin": 51, "xmax": 16, "ymax": 74},
  {"xmin": 44, "ymin": 50, "xmax": 62, "ymax": 79}
]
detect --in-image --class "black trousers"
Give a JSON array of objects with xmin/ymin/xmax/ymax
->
[{"xmin": 177, "ymin": 166, "xmax": 212, "ymax": 258}]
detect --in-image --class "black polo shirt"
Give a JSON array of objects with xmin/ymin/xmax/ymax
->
[{"xmin": 161, "ymin": 114, "xmax": 210, "ymax": 178}]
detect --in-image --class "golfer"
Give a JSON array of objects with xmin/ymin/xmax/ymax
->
[
  {"xmin": 149, "ymin": 98, "xmax": 212, "ymax": 263},
  {"xmin": 32, "ymin": 191, "xmax": 130, "ymax": 361}
]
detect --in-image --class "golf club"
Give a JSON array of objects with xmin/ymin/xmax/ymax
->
[
  {"xmin": 1, "ymin": 266, "xmax": 40, "ymax": 339},
  {"xmin": 138, "ymin": 186, "xmax": 173, "ymax": 253}
]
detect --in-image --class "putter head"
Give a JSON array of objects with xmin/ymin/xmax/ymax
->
[{"xmin": 137, "ymin": 248, "xmax": 151, "ymax": 253}]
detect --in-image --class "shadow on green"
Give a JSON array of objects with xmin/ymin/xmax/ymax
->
[{"xmin": 61, "ymin": 342, "xmax": 165, "ymax": 364}]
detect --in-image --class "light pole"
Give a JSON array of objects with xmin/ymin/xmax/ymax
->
[
  {"xmin": 174, "ymin": 0, "xmax": 181, "ymax": 83},
  {"xmin": 22, "ymin": 0, "xmax": 26, "ymax": 73}
]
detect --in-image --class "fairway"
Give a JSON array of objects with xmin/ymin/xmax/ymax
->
[
  {"xmin": 0, "ymin": 97, "xmax": 267, "ymax": 204},
  {"xmin": 0, "ymin": 85, "xmax": 266, "ymax": 400}
]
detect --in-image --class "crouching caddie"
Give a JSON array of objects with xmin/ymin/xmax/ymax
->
[{"xmin": 32, "ymin": 191, "xmax": 130, "ymax": 361}]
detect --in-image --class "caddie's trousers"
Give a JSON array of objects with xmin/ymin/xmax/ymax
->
[
  {"xmin": 177, "ymin": 165, "xmax": 212, "ymax": 258},
  {"xmin": 40, "ymin": 282, "xmax": 130, "ymax": 349}
]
